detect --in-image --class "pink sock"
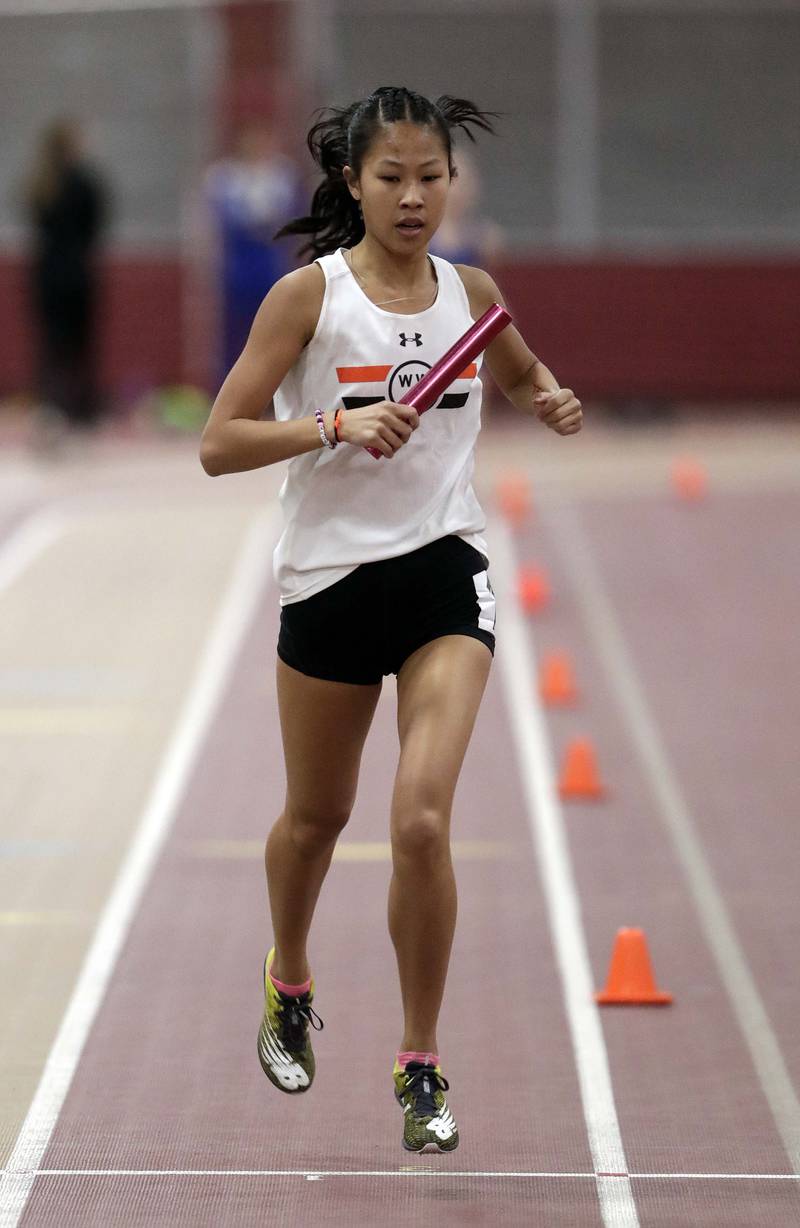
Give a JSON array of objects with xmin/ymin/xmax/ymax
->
[
  {"xmin": 270, "ymin": 969, "xmax": 312, "ymax": 997},
  {"xmin": 397, "ymin": 1050, "xmax": 440, "ymax": 1069}
]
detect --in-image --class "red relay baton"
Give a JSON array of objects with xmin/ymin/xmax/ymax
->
[{"xmin": 365, "ymin": 302, "xmax": 512, "ymax": 458}]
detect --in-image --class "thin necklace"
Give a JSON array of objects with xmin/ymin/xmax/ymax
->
[{"xmin": 345, "ymin": 248, "xmax": 437, "ymax": 309}]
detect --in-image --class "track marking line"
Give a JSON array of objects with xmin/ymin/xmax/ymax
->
[
  {"xmin": 489, "ymin": 515, "xmax": 639, "ymax": 1228},
  {"xmin": 0, "ymin": 840, "xmax": 76, "ymax": 860},
  {"xmin": 0, "ymin": 509, "xmax": 68, "ymax": 596},
  {"xmin": 0, "ymin": 706, "xmax": 150, "ymax": 735},
  {"xmin": 186, "ymin": 838, "xmax": 515, "ymax": 861},
  {"xmin": 0, "ymin": 509, "xmax": 278, "ymax": 1228},
  {"xmin": 549, "ymin": 500, "xmax": 800, "ymax": 1175},
  {"xmin": 0, "ymin": 912, "xmax": 88, "ymax": 927},
  {"xmin": 1, "ymin": 1169, "xmax": 797, "ymax": 1181}
]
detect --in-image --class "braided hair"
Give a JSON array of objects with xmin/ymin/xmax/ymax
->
[{"xmin": 276, "ymin": 86, "xmax": 497, "ymax": 261}]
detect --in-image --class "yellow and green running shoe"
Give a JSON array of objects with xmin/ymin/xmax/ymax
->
[
  {"xmin": 257, "ymin": 948, "xmax": 323, "ymax": 1094},
  {"xmin": 393, "ymin": 1060, "xmax": 459, "ymax": 1152}
]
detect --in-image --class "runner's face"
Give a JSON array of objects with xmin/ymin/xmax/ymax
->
[{"xmin": 347, "ymin": 122, "xmax": 451, "ymax": 252}]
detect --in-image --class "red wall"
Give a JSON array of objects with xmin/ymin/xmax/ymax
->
[
  {"xmin": 217, "ymin": 1, "xmax": 295, "ymax": 136},
  {"xmin": 0, "ymin": 254, "xmax": 182, "ymax": 398},
  {"xmin": 494, "ymin": 258, "xmax": 799, "ymax": 401},
  {"xmin": 1, "ymin": 254, "xmax": 797, "ymax": 402}
]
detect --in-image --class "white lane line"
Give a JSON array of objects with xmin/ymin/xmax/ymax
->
[
  {"xmin": 0, "ymin": 508, "xmax": 278, "ymax": 1228},
  {"xmin": 489, "ymin": 516, "xmax": 639, "ymax": 1228},
  {"xmin": 549, "ymin": 500, "xmax": 800, "ymax": 1175},
  {"xmin": 0, "ymin": 509, "xmax": 68, "ymax": 596},
  {"xmin": 632, "ymin": 1174, "xmax": 799, "ymax": 1182},
  {"xmin": 2, "ymin": 1170, "xmax": 797, "ymax": 1181}
]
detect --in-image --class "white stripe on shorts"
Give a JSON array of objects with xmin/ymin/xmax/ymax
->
[{"xmin": 472, "ymin": 570, "xmax": 497, "ymax": 633}]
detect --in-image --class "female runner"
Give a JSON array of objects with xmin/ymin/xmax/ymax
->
[{"xmin": 199, "ymin": 86, "xmax": 582, "ymax": 1154}]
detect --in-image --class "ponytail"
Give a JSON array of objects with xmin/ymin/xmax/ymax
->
[
  {"xmin": 276, "ymin": 87, "xmax": 498, "ymax": 262},
  {"xmin": 274, "ymin": 104, "xmax": 365, "ymax": 260},
  {"xmin": 433, "ymin": 95, "xmax": 497, "ymax": 145}
]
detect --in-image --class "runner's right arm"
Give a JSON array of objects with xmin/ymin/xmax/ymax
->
[{"xmin": 200, "ymin": 266, "xmax": 417, "ymax": 474}]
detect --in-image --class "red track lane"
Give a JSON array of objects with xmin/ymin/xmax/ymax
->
[
  {"xmin": 20, "ymin": 576, "xmax": 602, "ymax": 1226},
  {"xmin": 13, "ymin": 482, "xmax": 800, "ymax": 1226},
  {"xmin": 515, "ymin": 487, "xmax": 800, "ymax": 1224},
  {"xmin": 569, "ymin": 490, "xmax": 800, "ymax": 1101}
]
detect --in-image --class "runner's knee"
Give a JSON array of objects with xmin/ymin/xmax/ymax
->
[
  {"xmin": 391, "ymin": 805, "xmax": 450, "ymax": 860},
  {"xmin": 284, "ymin": 800, "xmax": 352, "ymax": 856}
]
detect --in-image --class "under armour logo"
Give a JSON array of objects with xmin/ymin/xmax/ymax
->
[{"xmin": 399, "ymin": 332, "xmax": 423, "ymax": 347}]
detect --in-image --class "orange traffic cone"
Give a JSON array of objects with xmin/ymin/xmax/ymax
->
[
  {"xmin": 671, "ymin": 457, "xmax": 708, "ymax": 502},
  {"xmin": 558, "ymin": 737, "xmax": 605, "ymax": 799},
  {"xmin": 595, "ymin": 928, "xmax": 673, "ymax": 1005},
  {"xmin": 497, "ymin": 472, "xmax": 533, "ymax": 527},
  {"xmin": 518, "ymin": 566, "xmax": 551, "ymax": 613},
  {"xmin": 539, "ymin": 651, "xmax": 578, "ymax": 705}
]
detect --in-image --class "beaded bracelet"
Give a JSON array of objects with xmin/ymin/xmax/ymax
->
[
  {"xmin": 314, "ymin": 408, "xmax": 337, "ymax": 449},
  {"xmin": 334, "ymin": 408, "xmax": 344, "ymax": 444}
]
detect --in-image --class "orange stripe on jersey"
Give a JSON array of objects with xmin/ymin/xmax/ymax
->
[
  {"xmin": 337, "ymin": 365, "xmax": 392, "ymax": 383},
  {"xmin": 458, "ymin": 363, "xmax": 478, "ymax": 379}
]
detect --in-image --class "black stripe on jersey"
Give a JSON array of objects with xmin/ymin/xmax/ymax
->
[
  {"xmin": 342, "ymin": 396, "xmax": 384, "ymax": 410},
  {"xmin": 342, "ymin": 393, "xmax": 468, "ymax": 411}
]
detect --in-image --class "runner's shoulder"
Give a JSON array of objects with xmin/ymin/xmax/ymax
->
[
  {"xmin": 255, "ymin": 263, "xmax": 326, "ymax": 348},
  {"xmin": 453, "ymin": 263, "xmax": 507, "ymax": 318}
]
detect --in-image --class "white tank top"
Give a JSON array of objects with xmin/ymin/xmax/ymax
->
[{"xmin": 272, "ymin": 247, "xmax": 488, "ymax": 605}]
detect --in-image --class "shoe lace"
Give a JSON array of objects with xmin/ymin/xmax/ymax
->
[
  {"xmin": 276, "ymin": 993, "xmax": 324, "ymax": 1052},
  {"xmin": 403, "ymin": 1062, "xmax": 449, "ymax": 1118}
]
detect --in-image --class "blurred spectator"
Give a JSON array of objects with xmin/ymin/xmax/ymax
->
[
  {"xmin": 205, "ymin": 121, "xmax": 301, "ymax": 380},
  {"xmin": 430, "ymin": 146, "xmax": 503, "ymax": 268},
  {"xmin": 22, "ymin": 118, "xmax": 109, "ymax": 441}
]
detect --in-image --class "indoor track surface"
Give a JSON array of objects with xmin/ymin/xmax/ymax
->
[{"xmin": 1, "ymin": 410, "xmax": 799, "ymax": 1227}]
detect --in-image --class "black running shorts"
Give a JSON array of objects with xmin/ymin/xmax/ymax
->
[{"xmin": 277, "ymin": 535, "xmax": 496, "ymax": 685}]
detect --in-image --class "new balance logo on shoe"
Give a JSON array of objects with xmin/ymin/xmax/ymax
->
[
  {"xmin": 427, "ymin": 1109, "xmax": 456, "ymax": 1141},
  {"xmin": 258, "ymin": 1031, "xmax": 309, "ymax": 1090}
]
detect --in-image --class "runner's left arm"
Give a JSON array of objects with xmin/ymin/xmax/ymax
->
[{"xmin": 456, "ymin": 264, "xmax": 583, "ymax": 436}]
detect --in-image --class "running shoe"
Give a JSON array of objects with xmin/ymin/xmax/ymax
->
[
  {"xmin": 393, "ymin": 1059, "xmax": 459, "ymax": 1152},
  {"xmin": 257, "ymin": 948, "xmax": 323, "ymax": 1093}
]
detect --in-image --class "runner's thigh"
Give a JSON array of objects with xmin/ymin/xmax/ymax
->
[
  {"xmin": 277, "ymin": 658, "xmax": 382, "ymax": 820},
  {"xmin": 393, "ymin": 634, "xmax": 492, "ymax": 818}
]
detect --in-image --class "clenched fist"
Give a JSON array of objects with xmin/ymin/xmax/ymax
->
[
  {"xmin": 533, "ymin": 388, "xmax": 582, "ymax": 435},
  {"xmin": 338, "ymin": 401, "xmax": 420, "ymax": 458}
]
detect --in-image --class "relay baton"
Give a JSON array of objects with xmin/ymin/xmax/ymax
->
[{"xmin": 365, "ymin": 302, "xmax": 512, "ymax": 458}]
